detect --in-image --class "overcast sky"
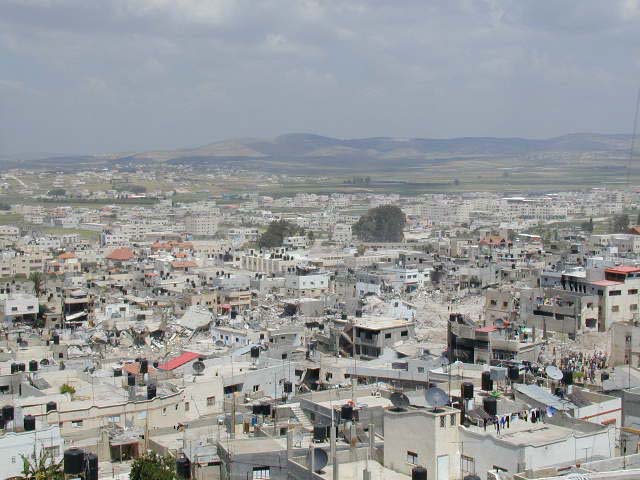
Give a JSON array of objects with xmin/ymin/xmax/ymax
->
[{"xmin": 2, "ymin": 0, "xmax": 640, "ymax": 155}]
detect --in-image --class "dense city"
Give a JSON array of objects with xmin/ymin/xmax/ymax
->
[{"xmin": 0, "ymin": 167, "xmax": 637, "ymax": 480}]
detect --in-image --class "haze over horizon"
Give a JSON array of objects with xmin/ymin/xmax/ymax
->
[{"xmin": 2, "ymin": 1, "xmax": 640, "ymax": 155}]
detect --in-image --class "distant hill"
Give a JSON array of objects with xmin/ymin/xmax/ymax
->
[{"xmin": 1, "ymin": 132, "xmax": 633, "ymax": 172}]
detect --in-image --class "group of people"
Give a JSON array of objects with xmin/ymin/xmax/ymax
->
[
  {"xmin": 552, "ymin": 349, "xmax": 608, "ymax": 384},
  {"xmin": 481, "ymin": 407, "xmax": 548, "ymax": 435}
]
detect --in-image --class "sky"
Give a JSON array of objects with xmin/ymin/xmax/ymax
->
[{"xmin": 2, "ymin": 0, "xmax": 640, "ymax": 155}]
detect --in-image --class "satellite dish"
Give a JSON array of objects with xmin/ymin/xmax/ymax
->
[
  {"xmin": 192, "ymin": 360, "xmax": 205, "ymax": 375},
  {"xmin": 425, "ymin": 387, "xmax": 449, "ymax": 411},
  {"xmin": 389, "ymin": 392, "xmax": 410, "ymax": 411},
  {"xmin": 214, "ymin": 340, "xmax": 225, "ymax": 348},
  {"xmin": 546, "ymin": 365, "xmax": 563, "ymax": 381},
  {"xmin": 306, "ymin": 448, "xmax": 328, "ymax": 473}
]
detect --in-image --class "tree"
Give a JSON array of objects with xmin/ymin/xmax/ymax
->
[
  {"xmin": 611, "ymin": 213, "xmax": 630, "ymax": 233},
  {"xmin": 258, "ymin": 220, "xmax": 303, "ymax": 248},
  {"xmin": 130, "ymin": 452, "xmax": 177, "ymax": 480},
  {"xmin": 352, "ymin": 205, "xmax": 406, "ymax": 242},
  {"xmin": 47, "ymin": 188, "xmax": 66, "ymax": 197},
  {"xmin": 29, "ymin": 271, "xmax": 44, "ymax": 297},
  {"xmin": 580, "ymin": 218, "xmax": 594, "ymax": 233},
  {"xmin": 60, "ymin": 383, "xmax": 75, "ymax": 395},
  {"xmin": 19, "ymin": 450, "xmax": 64, "ymax": 480}
]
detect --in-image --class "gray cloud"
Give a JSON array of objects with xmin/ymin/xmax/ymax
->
[{"xmin": 1, "ymin": 0, "xmax": 640, "ymax": 154}]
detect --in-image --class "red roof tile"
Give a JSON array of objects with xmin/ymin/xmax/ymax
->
[
  {"xmin": 106, "ymin": 247, "xmax": 135, "ymax": 261},
  {"xmin": 158, "ymin": 351, "xmax": 200, "ymax": 371},
  {"xmin": 605, "ymin": 266, "xmax": 640, "ymax": 274}
]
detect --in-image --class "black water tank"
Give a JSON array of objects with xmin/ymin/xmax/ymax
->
[
  {"xmin": 29, "ymin": 360, "xmax": 38, "ymax": 372},
  {"xmin": 2, "ymin": 405, "xmax": 14, "ymax": 421},
  {"xmin": 462, "ymin": 382, "xmax": 474, "ymax": 399},
  {"xmin": 481, "ymin": 371, "xmax": 493, "ymax": 391},
  {"xmin": 53, "ymin": 334, "xmax": 60, "ymax": 345},
  {"xmin": 341, "ymin": 404, "xmax": 353, "ymax": 421},
  {"xmin": 261, "ymin": 404, "xmax": 271, "ymax": 416},
  {"xmin": 563, "ymin": 370, "xmax": 574, "ymax": 386},
  {"xmin": 64, "ymin": 448, "xmax": 85, "ymax": 475},
  {"xmin": 313, "ymin": 424, "xmax": 327, "ymax": 442},
  {"xmin": 483, "ymin": 396, "xmax": 497, "ymax": 416},
  {"xmin": 250, "ymin": 346, "xmax": 260, "ymax": 359},
  {"xmin": 127, "ymin": 374, "xmax": 135, "ymax": 387},
  {"xmin": 252, "ymin": 404, "xmax": 260, "ymax": 415},
  {"xmin": 283, "ymin": 381, "xmax": 293, "ymax": 394},
  {"xmin": 176, "ymin": 457, "xmax": 191, "ymax": 479},
  {"xmin": 508, "ymin": 366, "xmax": 519, "ymax": 381},
  {"xmin": 23, "ymin": 414, "xmax": 35, "ymax": 431},
  {"xmin": 113, "ymin": 368, "xmax": 122, "ymax": 378},
  {"xmin": 153, "ymin": 361, "xmax": 159, "ymax": 368},
  {"xmin": 18, "ymin": 363, "xmax": 25, "ymax": 372},
  {"xmin": 10, "ymin": 363, "xmax": 18, "ymax": 374},
  {"xmin": 140, "ymin": 359, "xmax": 148, "ymax": 374},
  {"xmin": 46, "ymin": 401, "xmax": 57, "ymax": 413},
  {"xmin": 412, "ymin": 466, "xmax": 427, "ymax": 480},
  {"xmin": 147, "ymin": 384, "xmax": 157, "ymax": 400},
  {"xmin": 85, "ymin": 453, "xmax": 98, "ymax": 480}
]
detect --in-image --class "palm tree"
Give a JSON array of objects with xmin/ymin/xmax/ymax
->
[{"xmin": 19, "ymin": 450, "xmax": 64, "ymax": 480}]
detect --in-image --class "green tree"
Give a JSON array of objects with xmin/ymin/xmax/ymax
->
[
  {"xmin": 130, "ymin": 452, "xmax": 177, "ymax": 480},
  {"xmin": 581, "ymin": 218, "xmax": 594, "ymax": 233},
  {"xmin": 611, "ymin": 213, "xmax": 630, "ymax": 233},
  {"xmin": 47, "ymin": 188, "xmax": 66, "ymax": 197},
  {"xmin": 352, "ymin": 205, "xmax": 406, "ymax": 242},
  {"xmin": 19, "ymin": 450, "xmax": 64, "ymax": 480},
  {"xmin": 29, "ymin": 271, "xmax": 44, "ymax": 297},
  {"xmin": 60, "ymin": 383, "xmax": 75, "ymax": 395},
  {"xmin": 258, "ymin": 220, "xmax": 303, "ymax": 248}
]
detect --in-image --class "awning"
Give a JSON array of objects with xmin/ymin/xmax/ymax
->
[{"xmin": 66, "ymin": 311, "xmax": 88, "ymax": 321}]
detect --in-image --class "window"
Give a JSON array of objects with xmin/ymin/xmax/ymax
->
[
  {"xmin": 185, "ymin": 402, "xmax": 190, "ymax": 412},
  {"xmin": 609, "ymin": 290, "xmax": 622, "ymax": 296},
  {"xmin": 207, "ymin": 396, "xmax": 216, "ymax": 407},
  {"xmin": 71, "ymin": 420, "xmax": 83, "ymax": 428},
  {"xmin": 461, "ymin": 455, "xmax": 475, "ymax": 474},
  {"xmin": 252, "ymin": 466, "xmax": 270, "ymax": 479},
  {"xmin": 630, "ymin": 289, "xmax": 638, "ymax": 295},
  {"xmin": 44, "ymin": 446, "xmax": 60, "ymax": 457},
  {"xmin": 106, "ymin": 415, "xmax": 120, "ymax": 423},
  {"xmin": 385, "ymin": 333, "xmax": 391, "ymax": 339},
  {"xmin": 253, "ymin": 385, "xmax": 260, "ymax": 392},
  {"xmin": 612, "ymin": 305, "xmax": 620, "ymax": 313},
  {"xmin": 162, "ymin": 408, "xmax": 167, "ymax": 416},
  {"xmin": 490, "ymin": 299, "xmax": 497, "ymax": 306},
  {"xmin": 401, "ymin": 330, "xmax": 408, "ymax": 337},
  {"xmin": 325, "ymin": 372, "xmax": 333, "ymax": 381},
  {"xmin": 407, "ymin": 451, "xmax": 418, "ymax": 465},
  {"xmin": 440, "ymin": 416, "xmax": 446, "ymax": 428},
  {"xmin": 137, "ymin": 411, "xmax": 147, "ymax": 420},
  {"xmin": 632, "ymin": 304, "xmax": 638, "ymax": 312},
  {"xmin": 417, "ymin": 367, "xmax": 424, "ymax": 373},
  {"xmin": 450, "ymin": 413, "xmax": 457, "ymax": 426}
]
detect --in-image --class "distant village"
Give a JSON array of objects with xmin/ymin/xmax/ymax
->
[{"xmin": 0, "ymin": 167, "xmax": 639, "ymax": 480}]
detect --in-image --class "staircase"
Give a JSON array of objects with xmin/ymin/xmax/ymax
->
[{"xmin": 289, "ymin": 403, "xmax": 313, "ymax": 430}]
